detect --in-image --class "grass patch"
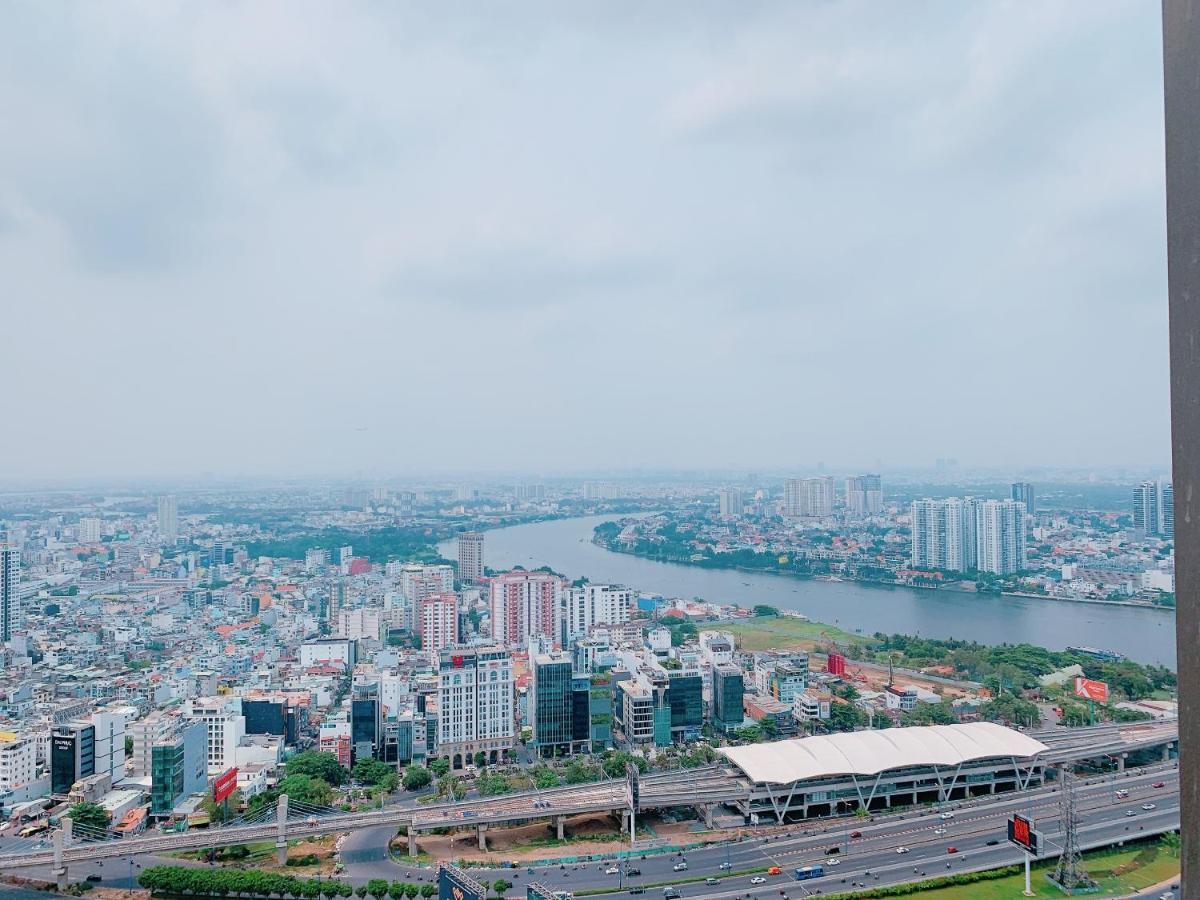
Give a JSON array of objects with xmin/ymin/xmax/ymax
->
[
  {"xmin": 573, "ymin": 865, "xmax": 770, "ymax": 896},
  {"xmin": 703, "ymin": 616, "xmax": 875, "ymax": 652},
  {"xmin": 845, "ymin": 841, "xmax": 1179, "ymax": 899}
]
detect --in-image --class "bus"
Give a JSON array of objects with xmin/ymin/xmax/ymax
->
[
  {"xmin": 18, "ymin": 823, "xmax": 49, "ymax": 839},
  {"xmin": 795, "ymin": 865, "xmax": 825, "ymax": 881}
]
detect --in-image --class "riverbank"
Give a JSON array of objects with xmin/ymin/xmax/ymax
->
[
  {"xmin": 594, "ymin": 535, "xmax": 1175, "ymax": 614},
  {"xmin": 456, "ymin": 514, "xmax": 1177, "ymax": 666}
]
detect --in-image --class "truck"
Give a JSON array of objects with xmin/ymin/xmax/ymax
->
[{"xmin": 795, "ymin": 865, "xmax": 825, "ymax": 881}]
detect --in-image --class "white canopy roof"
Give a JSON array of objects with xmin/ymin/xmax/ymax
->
[{"xmin": 718, "ymin": 722, "xmax": 1048, "ymax": 784}]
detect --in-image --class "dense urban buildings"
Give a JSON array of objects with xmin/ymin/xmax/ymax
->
[
  {"xmin": 457, "ymin": 532, "xmax": 484, "ymax": 583},
  {"xmin": 845, "ymin": 474, "xmax": 883, "ymax": 516}
]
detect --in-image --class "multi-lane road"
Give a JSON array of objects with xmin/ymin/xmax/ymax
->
[{"xmin": 18, "ymin": 761, "xmax": 1178, "ymax": 897}]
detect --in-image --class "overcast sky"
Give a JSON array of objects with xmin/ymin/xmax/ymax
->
[{"xmin": 0, "ymin": 2, "xmax": 1169, "ymax": 480}]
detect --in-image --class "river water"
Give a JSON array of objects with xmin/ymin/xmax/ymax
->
[{"xmin": 438, "ymin": 515, "xmax": 1177, "ymax": 668}]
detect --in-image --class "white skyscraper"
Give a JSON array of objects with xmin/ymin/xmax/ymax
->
[
  {"xmin": 458, "ymin": 532, "xmax": 485, "ymax": 583},
  {"xmin": 845, "ymin": 475, "xmax": 883, "ymax": 516},
  {"xmin": 910, "ymin": 498, "xmax": 978, "ymax": 572},
  {"xmin": 418, "ymin": 593, "xmax": 459, "ymax": 661},
  {"xmin": 975, "ymin": 500, "xmax": 1027, "ymax": 575},
  {"xmin": 783, "ymin": 477, "xmax": 835, "ymax": 518},
  {"xmin": 718, "ymin": 488, "xmax": 744, "ymax": 517},
  {"xmin": 0, "ymin": 545, "xmax": 18, "ymax": 643},
  {"xmin": 157, "ymin": 495, "xmax": 178, "ymax": 544},
  {"xmin": 436, "ymin": 646, "xmax": 514, "ymax": 770},
  {"xmin": 557, "ymin": 584, "xmax": 633, "ymax": 645},
  {"xmin": 1133, "ymin": 480, "xmax": 1174, "ymax": 538},
  {"xmin": 78, "ymin": 517, "xmax": 102, "ymax": 543}
]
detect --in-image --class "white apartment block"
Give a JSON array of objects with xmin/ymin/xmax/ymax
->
[
  {"xmin": 457, "ymin": 532, "xmax": 485, "ymax": 583},
  {"xmin": 436, "ymin": 646, "xmax": 514, "ymax": 770},
  {"xmin": 784, "ymin": 477, "xmax": 835, "ymax": 518},
  {"xmin": 127, "ymin": 711, "xmax": 174, "ymax": 778},
  {"xmin": 337, "ymin": 608, "xmax": 384, "ymax": 643},
  {"xmin": 910, "ymin": 498, "xmax": 978, "ymax": 572},
  {"xmin": 185, "ymin": 701, "xmax": 246, "ymax": 774},
  {"xmin": 557, "ymin": 584, "xmax": 633, "ymax": 645},
  {"xmin": 976, "ymin": 500, "xmax": 1027, "ymax": 576},
  {"xmin": 92, "ymin": 707, "xmax": 135, "ymax": 784},
  {"xmin": 418, "ymin": 593, "xmax": 459, "ymax": 661},
  {"xmin": 78, "ymin": 517, "xmax": 102, "ymax": 543},
  {"xmin": 400, "ymin": 564, "xmax": 454, "ymax": 600},
  {"xmin": 0, "ymin": 734, "xmax": 36, "ymax": 793}
]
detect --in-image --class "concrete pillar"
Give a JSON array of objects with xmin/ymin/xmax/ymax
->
[
  {"xmin": 61, "ymin": 817, "xmax": 74, "ymax": 845},
  {"xmin": 407, "ymin": 824, "xmax": 416, "ymax": 857},
  {"xmin": 704, "ymin": 805, "xmax": 714, "ymax": 829},
  {"xmin": 276, "ymin": 793, "xmax": 290, "ymax": 865},
  {"xmin": 1118, "ymin": 753, "xmax": 1127, "ymax": 772},
  {"xmin": 1163, "ymin": 742, "xmax": 1173, "ymax": 762},
  {"xmin": 556, "ymin": 817, "xmax": 565, "ymax": 841},
  {"xmin": 989, "ymin": 781, "xmax": 996, "ymax": 794},
  {"xmin": 621, "ymin": 810, "xmax": 630, "ymax": 833},
  {"xmin": 478, "ymin": 824, "xmax": 488, "ymax": 851},
  {"xmin": 52, "ymin": 828, "xmax": 68, "ymax": 892}
]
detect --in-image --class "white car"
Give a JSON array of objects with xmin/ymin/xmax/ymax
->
[
  {"xmin": 719, "ymin": 863, "xmax": 733, "ymax": 870},
  {"xmin": 604, "ymin": 867, "xmax": 619, "ymax": 875},
  {"xmin": 750, "ymin": 877, "xmax": 766, "ymax": 885},
  {"xmin": 939, "ymin": 812, "xmax": 954, "ymax": 820},
  {"xmin": 933, "ymin": 828, "xmax": 947, "ymax": 835},
  {"xmin": 825, "ymin": 858, "xmax": 840, "ymax": 866},
  {"xmin": 1143, "ymin": 803, "xmax": 1157, "ymax": 810},
  {"xmin": 673, "ymin": 862, "xmax": 688, "ymax": 872},
  {"xmin": 896, "ymin": 847, "xmax": 910, "ymax": 854}
]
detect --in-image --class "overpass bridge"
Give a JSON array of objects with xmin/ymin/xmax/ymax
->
[{"xmin": 0, "ymin": 720, "xmax": 1175, "ymax": 889}]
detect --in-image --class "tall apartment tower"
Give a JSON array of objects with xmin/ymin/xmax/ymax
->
[
  {"xmin": 910, "ymin": 498, "xmax": 978, "ymax": 572},
  {"xmin": 457, "ymin": 532, "xmax": 484, "ymax": 583},
  {"xmin": 157, "ymin": 495, "xmax": 178, "ymax": 544},
  {"xmin": 0, "ymin": 545, "xmax": 18, "ymax": 643},
  {"xmin": 975, "ymin": 500, "xmax": 1027, "ymax": 575},
  {"xmin": 489, "ymin": 571, "xmax": 565, "ymax": 646},
  {"xmin": 1158, "ymin": 482, "xmax": 1174, "ymax": 539},
  {"xmin": 1010, "ymin": 482, "xmax": 1035, "ymax": 515},
  {"xmin": 845, "ymin": 475, "xmax": 883, "ymax": 516},
  {"xmin": 1133, "ymin": 480, "xmax": 1174, "ymax": 538},
  {"xmin": 417, "ymin": 593, "xmax": 459, "ymax": 662},
  {"xmin": 783, "ymin": 477, "xmax": 834, "ymax": 517},
  {"xmin": 717, "ymin": 488, "xmax": 744, "ymax": 517}
]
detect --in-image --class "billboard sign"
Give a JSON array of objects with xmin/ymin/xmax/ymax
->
[
  {"xmin": 438, "ymin": 863, "xmax": 485, "ymax": 900},
  {"xmin": 1007, "ymin": 814, "xmax": 1041, "ymax": 855},
  {"xmin": 213, "ymin": 767, "xmax": 239, "ymax": 804},
  {"xmin": 1073, "ymin": 677, "xmax": 1109, "ymax": 703}
]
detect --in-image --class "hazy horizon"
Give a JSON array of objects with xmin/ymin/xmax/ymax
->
[{"xmin": 1, "ymin": 3, "xmax": 1170, "ymax": 480}]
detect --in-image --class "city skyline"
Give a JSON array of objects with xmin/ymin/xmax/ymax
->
[{"xmin": 0, "ymin": 2, "xmax": 1170, "ymax": 479}]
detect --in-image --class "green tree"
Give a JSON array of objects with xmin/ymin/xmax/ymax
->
[
  {"xmin": 353, "ymin": 759, "xmax": 395, "ymax": 786},
  {"xmin": 68, "ymin": 801, "xmax": 109, "ymax": 835},
  {"xmin": 476, "ymin": 773, "xmax": 511, "ymax": 796},
  {"xmin": 403, "ymin": 886, "xmax": 419, "ymax": 900},
  {"xmin": 473, "ymin": 751, "xmax": 487, "ymax": 768},
  {"xmin": 402, "ymin": 766, "xmax": 432, "ymax": 791},
  {"xmin": 491, "ymin": 879, "xmax": 512, "ymax": 898},
  {"xmin": 428, "ymin": 757, "xmax": 450, "ymax": 778},
  {"xmin": 355, "ymin": 887, "xmax": 369, "ymax": 900},
  {"xmin": 286, "ymin": 751, "xmax": 348, "ymax": 786},
  {"xmin": 752, "ymin": 605, "xmax": 778, "ymax": 617},
  {"xmin": 276, "ymin": 774, "xmax": 334, "ymax": 806},
  {"xmin": 530, "ymin": 765, "xmax": 559, "ymax": 789},
  {"xmin": 419, "ymin": 887, "xmax": 436, "ymax": 899},
  {"xmin": 388, "ymin": 883, "xmax": 405, "ymax": 900}
]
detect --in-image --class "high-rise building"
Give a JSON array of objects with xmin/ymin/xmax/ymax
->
[
  {"xmin": 0, "ymin": 734, "xmax": 36, "ymax": 794},
  {"xmin": 150, "ymin": 720, "xmax": 207, "ymax": 816},
  {"xmin": 845, "ymin": 475, "xmax": 883, "ymax": 516},
  {"xmin": 975, "ymin": 500, "xmax": 1027, "ymax": 575},
  {"xmin": 711, "ymin": 665, "xmax": 745, "ymax": 734},
  {"xmin": 91, "ymin": 707, "xmax": 133, "ymax": 784},
  {"xmin": 457, "ymin": 532, "xmax": 485, "ymax": 583},
  {"xmin": 910, "ymin": 498, "xmax": 979, "ymax": 572},
  {"xmin": 557, "ymin": 584, "xmax": 633, "ymax": 646},
  {"xmin": 436, "ymin": 646, "xmax": 514, "ymax": 770},
  {"xmin": 784, "ymin": 477, "xmax": 834, "ymax": 517},
  {"xmin": 418, "ymin": 593, "xmax": 459, "ymax": 661},
  {"xmin": 1159, "ymin": 481, "xmax": 1175, "ymax": 539},
  {"xmin": 718, "ymin": 488, "xmax": 744, "ymax": 517},
  {"xmin": 1134, "ymin": 481, "xmax": 1174, "ymax": 537},
  {"xmin": 530, "ymin": 653, "xmax": 590, "ymax": 756},
  {"xmin": 0, "ymin": 545, "xmax": 18, "ymax": 643},
  {"xmin": 351, "ymin": 681, "xmax": 382, "ymax": 762},
  {"xmin": 184, "ymin": 701, "xmax": 246, "ymax": 774},
  {"xmin": 489, "ymin": 571, "xmax": 565, "ymax": 646},
  {"xmin": 157, "ymin": 495, "xmax": 178, "ymax": 544},
  {"xmin": 1010, "ymin": 482, "xmax": 1036, "ymax": 515},
  {"xmin": 51, "ymin": 723, "xmax": 95, "ymax": 796},
  {"xmin": 78, "ymin": 517, "xmax": 102, "ymax": 543},
  {"xmin": 667, "ymin": 669, "xmax": 704, "ymax": 742}
]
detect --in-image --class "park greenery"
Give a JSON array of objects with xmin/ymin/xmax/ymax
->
[
  {"xmin": 285, "ymin": 751, "xmax": 348, "ymax": 786},
  {"xmin": 137, "ymin": 866, "xmax": 436, "ymax": 899},
  {"xmin": 402, "ymin": 766, "xmax": 432, "ymax": 791},
  {"xmin": 68, "ymin": 802, "xmax": 109, "ymax": 835}
]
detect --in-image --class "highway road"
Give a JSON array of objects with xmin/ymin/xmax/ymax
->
[{"xmin": 32, "ymin": 762, "xmax": 1177, "ymax": 897}]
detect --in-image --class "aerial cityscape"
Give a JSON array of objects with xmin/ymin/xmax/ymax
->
[{"xmin": 0, "ymin": 2, "xmax": 1182, "ymax": 899}]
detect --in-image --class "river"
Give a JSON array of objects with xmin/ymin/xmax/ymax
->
[{"xmin": 438, "ymin": 515, "xmax": 1177, "ymax": 668}]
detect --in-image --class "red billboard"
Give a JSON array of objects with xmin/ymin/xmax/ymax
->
[
  {"xmin": 213, "ymin": 767, "xmax": 239, "ymax": 804},
  {"xmin": 1073, "ymin": 677, "xmax": 1109, "ymax": 703},
  {"xmin": 1007, "ymin": 814, "xmax": 1041, "ymax": 854}
]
